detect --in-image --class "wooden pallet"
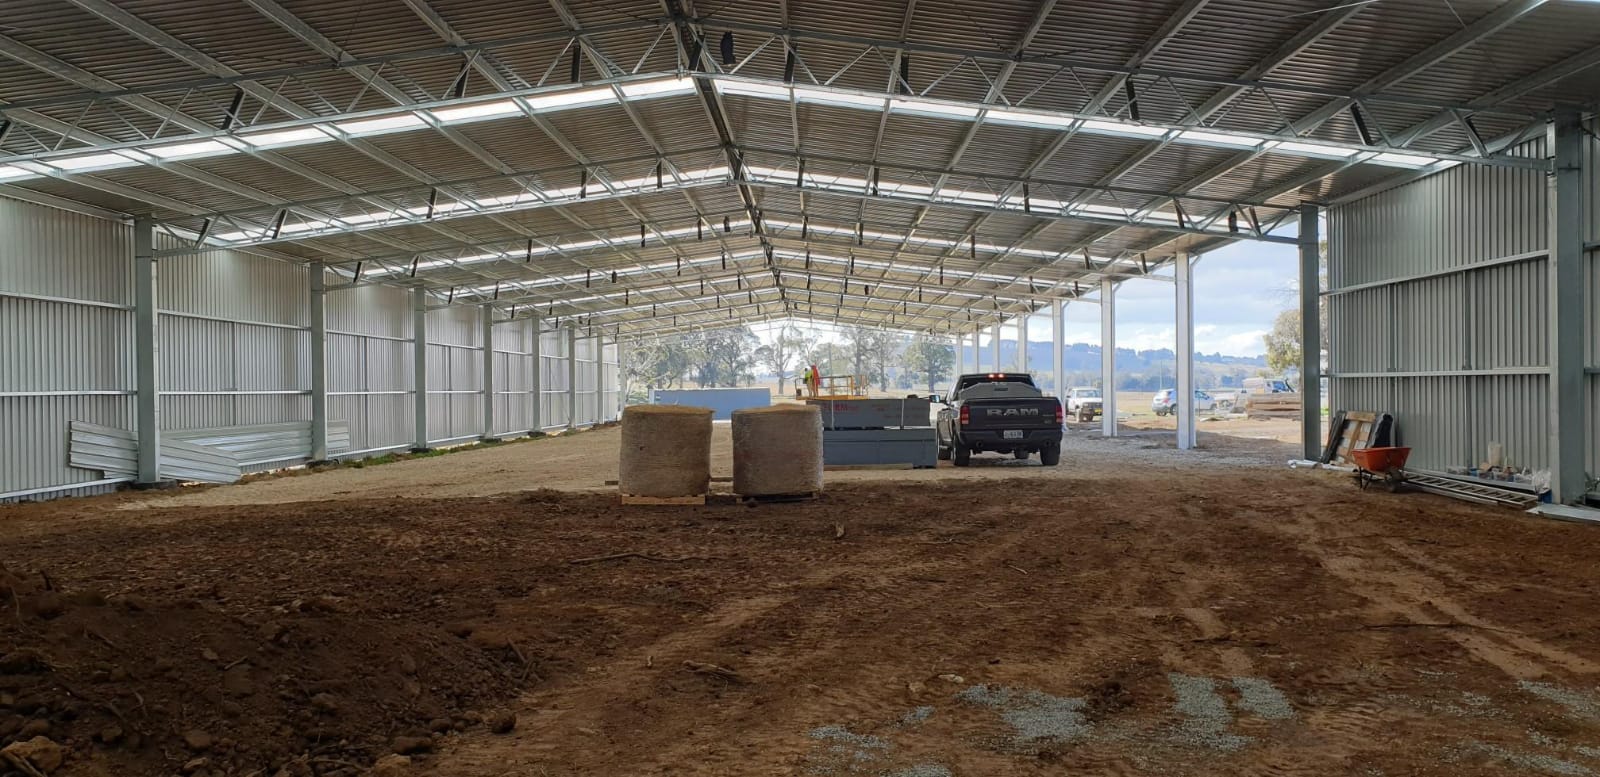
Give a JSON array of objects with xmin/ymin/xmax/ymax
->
[
  {"xmin": 737, "ymin": 492, "xmax": 819, "ymax": 504},
  {"xmin": 1327, "ymin": 411, "xmax": 1378, "ymax": 466},
  {"xmin": 620, "ymin": 493, "xmax": 706, "ymax": 505}
]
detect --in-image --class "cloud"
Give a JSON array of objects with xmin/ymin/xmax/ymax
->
[{"xmin": 1017, "ymin": 238, "xmax": 1296, "ymax": 357}]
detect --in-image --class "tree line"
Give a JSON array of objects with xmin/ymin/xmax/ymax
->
[{"xmin": 624, "ymin": 325, "xmax": 956, "ymax": 397}]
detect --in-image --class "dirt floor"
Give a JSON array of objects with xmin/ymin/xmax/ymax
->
[
  {"xmin": 6, "ymin": 430, "xmax": 1600, "ymax": 776},
  {"xmin": 118, "ymin": 417, "xmax": 1306, "ymax": 510}
]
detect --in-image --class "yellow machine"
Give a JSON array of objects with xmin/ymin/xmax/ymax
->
[{"xmin": 806, "ymin": 374, "xmax": 868, "ymax": 400}]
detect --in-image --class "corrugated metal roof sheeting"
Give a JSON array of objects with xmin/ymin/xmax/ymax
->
[
  {"xmin": 1029, "ymin": 134, "xmax": 1145, "ymax": 184},
  {"xmin": 1141, "ymin": 0, "xmax": 1327, "ymax": 78},
  {"xmin": 944, "ymin": 123, "xmax": 1063, "ymax": 179},
  {"xmin": 422, "ymin": 0, "xmax": 574, "ymax": 42},
  {"xmin": 1, "ymin": 2, "xmax": 205, "ymax": 90},
  {"xmin": 540, "ymin": 102, "xmax": 659, "ymax": 160},
  {"xmin": 1028, "ymin": 0, "xmax": 1190, "ymax": 69}
]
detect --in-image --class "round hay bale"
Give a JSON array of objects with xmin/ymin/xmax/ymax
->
[
  {"xmin": 731, "ymin": 405, "xmax": 824, "ymax": 497},
  {"xmin": 619, "ymin": 405, "xmax": 713, "ymax": 497}
]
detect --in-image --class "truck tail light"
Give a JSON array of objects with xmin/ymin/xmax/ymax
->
[
  {"xmin": 959, "ymin": 405, "xmax": 970, "ymax": 426},
  {"xmin": 1055, "ymin": 403, "xmax": 1064, "ymax": 425}
]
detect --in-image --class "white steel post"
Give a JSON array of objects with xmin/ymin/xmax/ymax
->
[
  {"xmin": 411, "ymin": 287, "xmax": 429, "ymax": 451},
  {"xmin": 1052, "ymin": 301, "xmax": 1065, "ymax": 400},
  {"xmin": 991, "ymin": 321, "xmax": 1002, "ymax": 371},
  {"xmin": 133, "ymin": 216, "xmax": 161, "ymax": 484},
  {"xmin": 481, "ymin": 304, "xmax": 496, "ymax": 440},
  {"xmin": 1299, "ymin": 204, "xmax": 1324, "ymax": 461},
  {"xmin": 1100, "ymin": 279, "xmax": 1117, "ymax": 438},
  {"xmin": 1176, "ymin": 251, "xmax": 1196, "ymax": 450},
  {"xmin": 1018, "ymin": 313, "xmax": 1029, "ymax": 374},
  {"xmin": 1549, "ymin": 109, "xmax": 1586, "ymax": 504},
  {"xmin": 309, "ymin": 262, "xmax": 328, "ymax": 461},
  {"xmin": 951, "ymin": 334, "xmax": 963, "ymax": 390},
  {"xmin": 594, "ymin": 331, "xmax": 606, "ymax": 422},
  {"xmin": 566, "ymin": 323, "xmax": 578, "ymax": 428},
  {"xmin": 529, "ymin": 311, "xmax": 543, "ymax": 432}
]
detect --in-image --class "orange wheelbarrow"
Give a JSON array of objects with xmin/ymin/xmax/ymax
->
[{"xmin": 1351, "ymin": 446, "xmax": 1411, "ymax": 492}]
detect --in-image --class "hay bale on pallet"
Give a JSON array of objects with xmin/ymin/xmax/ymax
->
[
  {"xmin": 732, "ymin": 405, "xmax": 823, "ymax": 498},
  {"xmin": 619, "ymin": 405, "xmax": 713, "ymax": 499}
]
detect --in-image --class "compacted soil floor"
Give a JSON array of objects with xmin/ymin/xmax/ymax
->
[{"xmin": 4, "ymin": 443, "xmax": 1599, "ymax": 776}]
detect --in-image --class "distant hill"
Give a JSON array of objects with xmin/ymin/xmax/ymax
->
[{"xmin": 959, "ymin": 341, "xmax": 1269, "ymax": 392}]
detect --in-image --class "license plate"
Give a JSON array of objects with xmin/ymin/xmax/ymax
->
[{"xmin": 1003, "ymin": 430, "xmax": 1024, "ymax": 440}]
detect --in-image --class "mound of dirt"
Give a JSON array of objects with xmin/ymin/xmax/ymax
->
[{"xmin": 0, "ymin": 556, "xmax": 526, "ymax": 776}]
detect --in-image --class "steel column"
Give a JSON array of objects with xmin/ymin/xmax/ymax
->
[
  {"xmin": 566, "ymin": 323, "xmax": 577, "ymax": 428},
  {"xmin": 1175, "ymin": 251, "xmax": 1195, "ymax": 450},
  {"xmin": 594, "ymin": 332, "xmax": 607, "ymax": 422},
  {"xmin": 133, "ymin": 215, "xmax": 160, "ymax": 484},
  {"xmin": 1052, "ymin": 301, "xmax": 1065, "ymax": 399},
  {"xmin": 1299, "ymin": 204, "xmax": 1323, "ymax": 460},
  {"xmin": 481, "ymin": 304, "xmax": 495, "ymax": 440},
  {"xmin": 1018, "ymin": 314, "xmax": 1029, "ymax": 374},
  {"xmin": 411, "ymin": 287, "xmax": 429, "ymax": 451},
  {"xmin": 530, "ymin": 312, "xmax": 543, "ymax": 430},
  {"xmin": 1100, "ymin": 279, "xmax": 1117, "ymax": 437},
  {"xmin": 309, "ymin": 262, "xmax": 328, "ymax": 461},
  {"xmin": 1548, "ymin": 110, "xmax": 1587, "ymax": 504},
  {"xmin": 991, "ymin": 322, "xmax": 1002, "ymax": 371},
  {"xmin": 950, "ymin": 334, "xmax": 963, "ymax": 391}
]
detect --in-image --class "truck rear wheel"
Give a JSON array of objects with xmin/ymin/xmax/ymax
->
[
  {"xmin": 1040, "ymin": 445, "xmax": 1061, "ymax": 466},
  {"xmin": 953, "ymin": 444, "xmax": 971, "ymax": 467}
]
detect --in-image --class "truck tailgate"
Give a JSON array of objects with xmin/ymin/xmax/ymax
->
[{"xmin": 961, "ymin": 398, "xmax": 1061, "ymax": 430}]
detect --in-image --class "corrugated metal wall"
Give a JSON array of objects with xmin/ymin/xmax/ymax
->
[
  {"xmin": 1, "ymin": 195, "xmax": 615, "ymax": 500},
  {"xmin": 327, "ymin": 282, "xmax": 415, "ymax": 455},
  {"xmin": 1330, "ymin": 132, "xmax": 1594, "ymax": 484},
  {"xmin": 159, "ymin": 243, "xmax": 310, "ymax": 450},
  {"xmin": 1587, "ymin": 117, "xmax": 1600, "ymax": 489},
  {"xmin": 0, "ymin": 198, "xmax": 135, "ymax": 498},
  {"xmin": 541, "ymin": 329, "xmax": 571, "ymax": 430}
]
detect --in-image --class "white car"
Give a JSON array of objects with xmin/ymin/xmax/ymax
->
[
  {"xmin": 1151, "ymin": 389, "xmax": 1217, "ymax": 416},
  {"xmin": 1064, "ymin": 387, "xmax": 1103, "ymax": 422}
]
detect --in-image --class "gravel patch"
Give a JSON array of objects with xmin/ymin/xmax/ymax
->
[
  {"xmin": 1168, "ymin": 673, "xmax": 1251, "ymax": 752},
  {"xmin": 957, "ymin": 684, "xmax": 1091, "ymax": 745},
  {"xmin": 1521, "ymin": 682, "xmax": 1600, "ymax": 721},
  {"xmin": 809, "ymin": 725, "xmax": 890, "ymax": 752},
  {"xmin": 1447, "ymin": 741, "xmax": 1594, "ymax": 775},
  {"xmin": 888, "ymin": 766, "xmax": 953, "ymax": 777},
  {"xmin": 900, "ymin": 706, "xmax": 935, "ymax": 726},
  {"xmin": 1232, "ymin": 676, "xmax": 1294, "ymax": 720}
]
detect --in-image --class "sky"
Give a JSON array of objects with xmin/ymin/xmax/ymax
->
[{"xmin": 752, "ymin": 235, "xmax": 1301, "ymax": 358}]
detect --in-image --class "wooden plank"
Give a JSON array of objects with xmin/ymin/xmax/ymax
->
[
  {"xmin": 605, "ymin": 476, "xmax": 731, "ymax": 486},
  {"xmin": 738, "ymin": 492, "xmax": 819, "ymax": 504},
  {"xmin": 620, "ymin": 494, "xmax": 706, "ymax": 505}
]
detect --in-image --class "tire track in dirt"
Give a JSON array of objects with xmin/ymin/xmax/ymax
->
[{"xmin": 430, "ymin": 499, "xmax": 1022, "ymax": 775}]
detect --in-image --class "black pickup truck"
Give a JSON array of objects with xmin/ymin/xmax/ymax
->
[{"xmin": 935, "ymin": 373, "xmax": 1063, "ymax": 466}]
